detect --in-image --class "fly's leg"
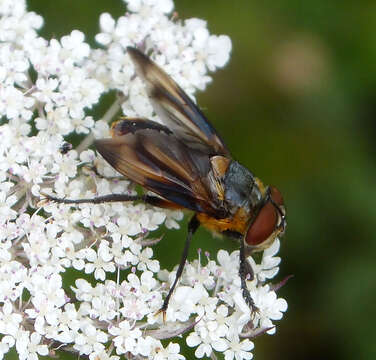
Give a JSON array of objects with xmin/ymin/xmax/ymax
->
[
  {"xmin": 239, "ymin": 240, "xmax": 259, "ymax": 314},
  {"xmin": 156, "ymin": 215, "xmax": 200, "ymax": 320},
  {"xmin": 43, "ymin": 193, "xmax": 177, "ymax": 208},
  {"xmin": 243, "ymin": 258, "xmax": 255, "ymax": 282}
]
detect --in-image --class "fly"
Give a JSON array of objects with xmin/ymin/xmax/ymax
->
[{"xmin": 45, "ymin": 47, "xmax": 286, "ymax": 316}]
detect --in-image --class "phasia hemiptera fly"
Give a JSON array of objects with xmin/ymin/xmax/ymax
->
[{"xmin": 46, "ymin": 47, "xmax": 286, "ymax": 316}]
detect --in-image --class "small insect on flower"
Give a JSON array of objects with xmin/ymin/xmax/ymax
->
[
  {"xmin": 46, "ymin": 47, "xmax": 286, "ymax": 316},
  {"xmin": 60, "ymin": 142, "xmax": 72, "ymax": 154}
]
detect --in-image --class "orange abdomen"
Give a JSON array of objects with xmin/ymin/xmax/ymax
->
[{"xmin": 197, "ymin": 207, "xmax": 250, "ymax": 235}]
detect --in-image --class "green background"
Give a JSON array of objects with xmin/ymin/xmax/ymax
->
[{"xmin": 25, "ymin": 1, "xmax": 376, "ymax": 359}]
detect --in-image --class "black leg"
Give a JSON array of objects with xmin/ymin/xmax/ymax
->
[
  {"xmin": 243, "ymin": 258, "xmax": 255, "ymax": 281},
  {"xmin": 157, "ymin": 215, "xmax": 200, "ymax": 318},
  {"xmin": 239, "ymin": 240, "xmax": 259, "ymax": 314},
  {"xmin": 43, "ymin": 193, "xmax": 175, "ymax": 208}
]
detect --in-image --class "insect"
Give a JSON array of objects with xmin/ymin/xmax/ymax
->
[
  {"xmin": 59, "ymin": 142, "xmax": 72, "ymax": 154},
  {"xmin": 46, "ymin": 47, "xmax": 286, "ymax": 315}
]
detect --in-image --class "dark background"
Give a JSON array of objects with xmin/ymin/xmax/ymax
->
[{"xmin": 26, "ymin": 1, "xmax": 376, "ymax": 359}]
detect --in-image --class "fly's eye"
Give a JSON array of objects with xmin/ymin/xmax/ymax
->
[
  {"xmin": 245, "ymin": 202, "xmax": 277, "ymax": 246},
  {"xmin": 270, "ymin": 186, "xmax": 284, "ymax": 206}
]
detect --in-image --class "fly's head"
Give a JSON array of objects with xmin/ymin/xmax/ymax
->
[{"xmin": 244, "ymin": 186, "xmax": 286, "ymax": 252}]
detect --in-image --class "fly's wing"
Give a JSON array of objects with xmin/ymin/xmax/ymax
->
[
  {"xmin": 127, "ymin": 47, "xmax": 230, "ymax": 156},
  {"xmin": 110, "ymin": 117, "xmax": 172, "ymax": 137},
  {"xmin": 95, "ymin": 118, "xmax": 223, "ymax": 216}
]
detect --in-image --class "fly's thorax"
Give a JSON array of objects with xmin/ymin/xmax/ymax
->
[{"xmin": 223, "ymin": 161, "xmax": 264, "ymax": 214}]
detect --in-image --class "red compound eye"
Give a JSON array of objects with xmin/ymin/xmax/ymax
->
[
  {"xmin": 270, "ymin": 186, "xmax": 284, "ymax": 206},
  {"xmin": 245, "ymin": 201, "xmax": 278, "ymax": 246}
]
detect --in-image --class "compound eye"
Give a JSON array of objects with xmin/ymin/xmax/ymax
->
[
  {"xmin": 245, "ymin": 202, "xmax": 277, "ymax": 246},
  {"xmin": 270, "ymin": 186, "xmax": 284, "ymax": 206}
]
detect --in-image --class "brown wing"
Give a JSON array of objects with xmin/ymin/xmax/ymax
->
[
  {"xmin": 127, "ymin": 47, "xmax": 230, "ymax": 156},
  {"xmin": 95, "ymin": 121, "xmax": 224, "ymax": 216}
]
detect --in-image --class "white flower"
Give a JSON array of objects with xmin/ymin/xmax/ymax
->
[
  {"xmin": 61, "ymin": 30, "xmax": 90, "ymax": 59},
  {"xmin": 89, "ymin": 349, "xmax": 120, "ymax": 360},
  {"xmin": 194, "ymin": 284, "xmax": 218, "ymax": 317},
  {"xmin": 91, "ymin": 289, "xmax": 117, "ymax": 321},
  {"xmin": 109, "ymin": 320, "xmax": 142, "ymax": 355},
  {"xmin": 53, "ymin": 303, "xmax": 81, "ymax": 343},
  {"xmin": 83, "ymin": 242, "xmax": 116, "ymax": 281},
  {"xmin": 72, "ymin": 278, "xmax": 95, "ymax": 302},
  {"xmin": 251, "ymin": 285, "xmax": 288, "ymax": 334},
  {"xmin": 0, "ymin": 45, "xmax": 29, "ymax": 85},
  {"xmin": 0, "ymin": 260, "xmax": 27, "ymax": 303},
  {"xmin": 186, "ymin": 320, "xmax": 228, "ymax": 358},
  {"xmin": 0, "ymin": 86, "xmax": 34, "ymax": 120},
  {"xmin": 0, "ymin": 335, "xmax": 15, "ymax": 360},
  {"xmin": 74, "ymin": 323, "xmax": 108, "ymax": 355},
  {"xmin": 0, "ymin": 301, "xmax": 22, "ymax": 337},
  {"xmin": 16, "ymin": 331, "xmax": 49, "ymax": 360},
  {"xmin": 165, "ymin": 285, "xmax": 200, "ymax": 322},
  {"xmin": 230, "ymin": 291, "xmax": 252, "ymax": 333},
  {"xmin": 184, "ymin": 258, "xmax": 215, "ymax": 290},
  {"xmin": 0, "ymin": 0, "xmax": 286, "ymax": 359},
  {"xmin": 136, "ymin": 246, "xmax": 160, "ymax": 272},
  {"xmin": 50, "ymin": 151, "xmax": 79, "ymax": 183},
  {"xmin": 96, "ymin": 13, "xmax": 116, "ymax": 46},
  {"xmin": 0, "ymin": 191, "xmax": 18, "ymax": 225},
  {"xmin": 247, "ymin": 239, "xmax": 281, "ymax": 282},
  {"xmin": 33, "ymin": 77, "xmax": 59, "ymax": 104},
  {"xmin": 126, "ymin": 0, "xmax": 174, "ymax": 15},
  {"xmin": 153, "ymin": 342, "xmax": 185, "ymax": 360},
  {"xmin": 25, "ymin": 273, "xmax": 67, "ymax": 334},
  {"xmin": 223, "ymin": 335, "xmax": 254, "ymax": 360},
  {"xmin": 80, "ymin": 204, "xmax": 110, "ymax": 229},
  {"xmin": 215, "ymin": 249, "xmax": 240, "ymax": 284},
  {"xmin": 71, "ymin": 115, "xmax": 95, "ymax": 134},
  {"xmin": 164, "ymin": 209, "xmax": 184, "ymax": 229},
  {"xmin": 22, "ymin": 159, "xmax": 47, "ymax": 184},
  {"xmin": 136, "ymin": 335, "xmax": 160, "ymax": 357}
]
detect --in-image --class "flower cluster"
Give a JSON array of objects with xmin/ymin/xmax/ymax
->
[{"xmin": 0, "ymin": 0, "xmax": 287, "ymax": 359}]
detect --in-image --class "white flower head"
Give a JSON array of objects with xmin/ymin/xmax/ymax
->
[{"xmin": 0, "ymin": 0, "xmax": 287, "ymax": 359}]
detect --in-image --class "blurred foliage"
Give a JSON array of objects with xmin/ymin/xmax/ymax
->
[{"xmin": 26, "ymin": 1, "xmax": 376, "ymax": 359}]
